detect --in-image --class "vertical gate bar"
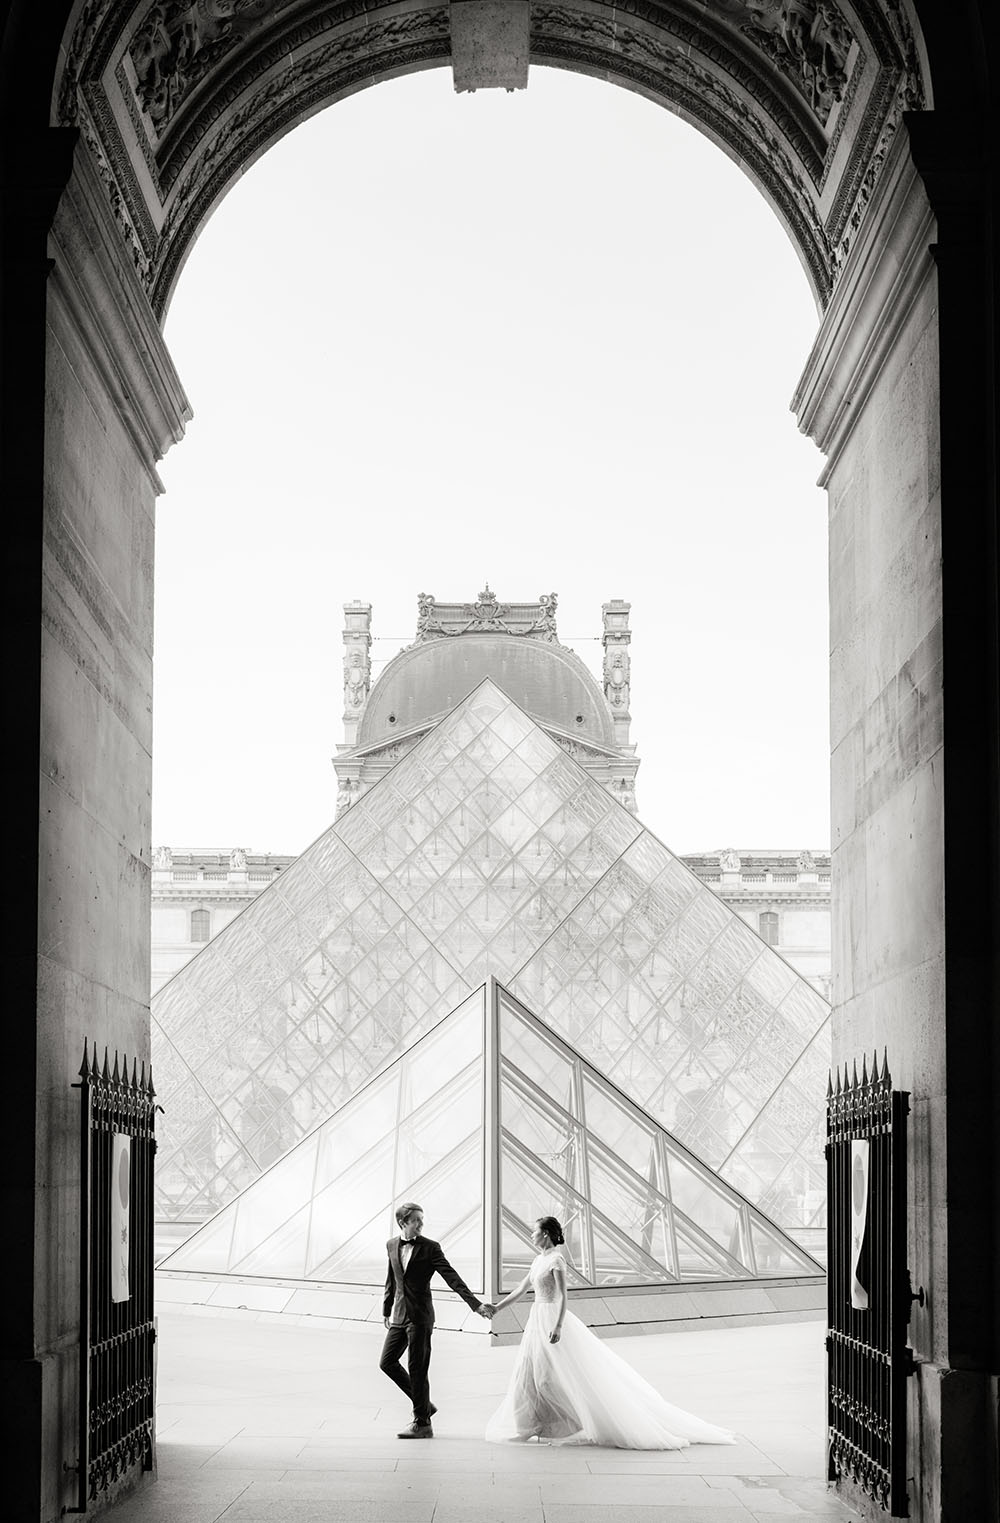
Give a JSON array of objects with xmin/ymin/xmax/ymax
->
[
  {"xmin": 891, "ymin": 1089, "xmax": 909, "ymax": 1515},
  {"xmin": 876, "ymin": 1096, "xmax": 882, "ymax": 1486},
  {"xmin": 78, "ymin": 1046, "xmax": 92, "ymax": 1515}
]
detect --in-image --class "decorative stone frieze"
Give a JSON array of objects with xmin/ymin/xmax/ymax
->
[
  {"xmin": 705, "ymin": 0, "xmax": 855, "ymax": 126},
  {"xmin": 128, "ymin": 0, "xmax": 286, "ymax": 137},
  {"xmin": 52, "ymin": 0, "xmax": 926, "ymax": 322},
  {"xmin": 413, "ymin": 587, "xmax": 560, "ymax": 643}
]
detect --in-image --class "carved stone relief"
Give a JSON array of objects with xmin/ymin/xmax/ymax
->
[
  {"xmin": 344, "ymin": 649, "xmax": 369, "ymax": 712},
  {"xmin": 75, "ymin": 100, "xmax": 156, "ymax": 281},
  {"xmin": 414, "ymin": 588, "xmax": 559, "ymax": 641},
  {"xmin": 532, "ymin": 5, "xmax": 834, "ymax": 296},
  {"xmin": 605, "ymin": 650, "xmax": 631, "ymax": 710},
  {"xmin": 128, "ymin": 0, "xmax": 282, "ymax": 137},
  {"xmin": 336, "ymin": 778, "xmax": 362, "ymax": 813},
  {"xmin": 707, "ymin": 0, "xmax": 855, "ymax": 125},
  {"xmin": 54, "ymin": 0, "xmax": 922, "ymax": 321},
  {"xmin": 151, "ymin": 8, "xmax": 450, "ymax": 309}
]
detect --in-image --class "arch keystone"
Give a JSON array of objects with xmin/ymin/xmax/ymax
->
[{"xmin": 451, "ymin": 0, "xmax": 530, "ymax": 92}]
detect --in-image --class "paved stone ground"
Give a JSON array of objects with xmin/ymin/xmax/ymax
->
[{"xmin": 107, "ymin": 1310, "xmax": 859, "ymax": 1522}]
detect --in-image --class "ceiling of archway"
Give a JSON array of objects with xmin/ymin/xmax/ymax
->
[{"xmin": 56, "ymin": 0, "xmax": 924, "ymax": 316}]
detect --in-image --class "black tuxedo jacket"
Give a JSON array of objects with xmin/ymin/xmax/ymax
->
[{"xmin": 382, "ymin": 1236, "xmax": 482, "ymax": 1327}]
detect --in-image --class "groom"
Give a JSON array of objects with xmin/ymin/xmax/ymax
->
[{"xmin": 380, "ymin": 1202, "xmax": 494, "ymax": 1438}]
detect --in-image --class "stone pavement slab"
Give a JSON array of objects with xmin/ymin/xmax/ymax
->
[{"xmin": 103, "ymin": 1310, "xmax": 859, "ymax": 1521}]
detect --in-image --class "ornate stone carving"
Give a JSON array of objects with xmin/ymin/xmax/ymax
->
[
  {"xmin": 413, "ymin": 588, "xmax": 560, "ymax": 641},
  {"xmin": 128, "ymin": 0, "xmax": 282, "ymax": 136},
  {"xmin": 344, "ymin": 650, "xmax": 368, "ymax": 710},
  {"xmin": 531, "ymin": 6, "xmax": 834, "ymax": 299},
  {"xmin": 151, "ymin": 9, "xmax": 450, "ymax": 310},
  {"xmin": 605, "ymin": 650, "xmax": 630, "ymax": 710},
  {"xmin": 611, "ymin": 777, "xmax": 637, "ymax": 815},
  {"xmin": 336, "ymin": 778, "xmax": 361, "ymax": 813},
  {"xmin": 829, "ymin": 73, "xmax": 908, "ymax": 271},
  {"xmin": 708, "ymin": 0, "xmax": 855, "ymax": 125},
  {"xmin": 229, "ymin": 846, "xmax": 247, "ymax": 869},
  {"xmin": 416, "ymin": 592, "xmax": 436, "ymax": 638},
  {"xmin": 797, "ymin": 849, "xmax": 817, "ymax": 871},
  {"xmin": 720, "ymin": 848, "xmax": 742, "ymax": 872},
  {"xmin": 553, "ymin": 736, "xmax": 617, "ymax": 763},
  {"xmin": 536, "ymin": 593, "xmax": 559, "ymax": 639},
  {"xmin": 56, "ymin": 0, "xmax": 908, "ymax": 320},
  {"xmin": 153, "ymin": 845, "xmax": 173, "ymax": 868},
  {"xmin": 76, "ymin": 102, "xmax": 155, "ymax": 283},
  {"xmin": 57, "ymin": 0, "xmax": 116, "ymax": 126}
]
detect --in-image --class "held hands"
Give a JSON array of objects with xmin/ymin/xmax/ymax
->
[
  {"xmin": 478, "ymin": 1302, "xmax": 496, "ymax": 1319},
  {"xmin": 549, "ymin": 1328, "xmax": 562, "ymax": 1344}
]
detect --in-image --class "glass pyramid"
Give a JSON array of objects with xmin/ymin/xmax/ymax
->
[
  {"xmin": 152, "ymin": 679, "xmax": 830, "ymax": 1243},
  {"xmin": 161, "ymin": 980, "xmax": 822, "ymax": 1289}
]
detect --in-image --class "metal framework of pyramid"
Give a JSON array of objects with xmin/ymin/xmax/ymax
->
[
  {"xmin": 152, "ymin": 679, "xmax": 831, "ymax": 1251},
  {"xmin": 160, "ymin": 979, "xmax": 822, "ymax": 1291}
]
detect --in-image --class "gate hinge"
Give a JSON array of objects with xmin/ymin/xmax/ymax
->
[{"xmin": 906, "ymin": 1272, "xmax": 925, "ymax": 1323}]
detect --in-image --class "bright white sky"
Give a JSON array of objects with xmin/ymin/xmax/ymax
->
[{"xmin": 153, "ymin": 66, "xmax": 829, "ymax": 859}]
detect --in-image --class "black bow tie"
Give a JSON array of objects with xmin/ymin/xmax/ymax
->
[{"xmin": 400, "ymin": 1239, "xmax": 419, "ymax": 1249}]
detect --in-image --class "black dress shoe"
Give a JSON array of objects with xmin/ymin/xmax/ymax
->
[{"xmin": 398, "ymin": 1421, "xmax": 434, "ymax": 1439}]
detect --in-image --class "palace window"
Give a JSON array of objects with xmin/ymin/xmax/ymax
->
[
  {"xmin": 759, "ymin": 911, "xmax": 779, "ymax": 946},
  {"xmin": 191, "ymin": 908, "xmax": 210, "ymax": 943}
]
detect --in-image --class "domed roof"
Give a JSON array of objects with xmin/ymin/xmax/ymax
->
[{"xmin": 358, "ymin": 634, "xmax": 615, "ymax": 750}]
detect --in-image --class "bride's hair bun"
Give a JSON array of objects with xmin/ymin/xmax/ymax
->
[{"xmin": 537, "ymin": 1215, "xmax": 565, "ymax": 1246}]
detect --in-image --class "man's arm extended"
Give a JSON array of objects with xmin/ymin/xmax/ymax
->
[{"xmin": 428, "ymin": 1240, "xmax": 488, "ymax": 1314}]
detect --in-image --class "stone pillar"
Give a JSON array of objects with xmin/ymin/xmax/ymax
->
[
  {"xmin": 4, "ymin": 132, "xmax": 190, "ymax": 1522},
  {"xmin": 602, "ymin": 599, "xmax": 632, "ymax": 749},
  {"xmin": 793, "ymin": 116, "xmax": 999, "ymax": 1522},
  {"xmin": 341, "ymin": 600, "xmax": 372, "ymax": 746}
]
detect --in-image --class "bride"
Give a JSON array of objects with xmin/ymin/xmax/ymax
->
[{"xmin": 485, "ymin": 1216, "xmax": 737, "ymax": 1449}]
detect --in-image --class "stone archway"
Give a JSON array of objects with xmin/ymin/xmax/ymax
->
[
  {"xmin": 54, "ymin": 0, "xmax": 926, "ymax": 318},
  {"xmin": 2, "ymin": 4, "xmax": 998, "ymax": 1521}
]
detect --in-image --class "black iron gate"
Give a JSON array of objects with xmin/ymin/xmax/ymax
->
[
  {"xmin": 71, "ymin": 1044, "xmax": 158, "ymax": 1511},
  {"xmin": 826, "ymin": 1053, "xmax": 920, "ymax": 1516}
]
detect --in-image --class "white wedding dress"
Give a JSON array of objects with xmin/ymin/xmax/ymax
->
[{"xmin": 485, "ymin": 1250, "xmax": 737, "ymax": 1449}]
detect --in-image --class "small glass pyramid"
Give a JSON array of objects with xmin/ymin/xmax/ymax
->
[
  {"xmin": 161, "ymin": 980, "xmax": 822, "ymax": 1289},
  {"xmin": 152, "ymin": 679, "xmax": 830, "ymax": 1242}
]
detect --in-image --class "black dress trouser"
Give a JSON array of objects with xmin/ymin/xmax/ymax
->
[{"xmin": 379, "ymin": 1322, "xmax": 432, "ymax": 1421}]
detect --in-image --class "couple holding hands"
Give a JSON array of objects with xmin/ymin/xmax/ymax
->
[{"xmin": 380, "ymin": 1202, "xmax": 736, "ymax": 1449}]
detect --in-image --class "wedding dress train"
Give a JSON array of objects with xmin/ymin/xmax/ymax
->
[{"xmin": 485, "ymin": 1250, "xmax": 737, "ymax": 1449}]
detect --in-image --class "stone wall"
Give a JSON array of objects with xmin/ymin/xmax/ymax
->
[
  {"xmin": 794, "ymin": 125, "xmax": 953, "ymax": 1522},
  {"xmin": 30, "ymin": 142, "xmax": 189, "ymax": 1520}
]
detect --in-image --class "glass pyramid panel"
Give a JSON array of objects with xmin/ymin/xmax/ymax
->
[
  {"xmin": 495, "ymin": 984, "xmax": 821, "ymax": 1289},
  {"xmin": 162, "ymin": 988, "xmax": 486, "ymax": 1288},
  {"xmin": 509, "ymin": 830, "xmax": 831, "ymax": 1236},
  {"xmin": 153, "ymin": 678, "xmax": 829, "ymax": 1243},
  {"xmin": 162, "ymin": 979, "xmax": 821, "ymax": 1294}
]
